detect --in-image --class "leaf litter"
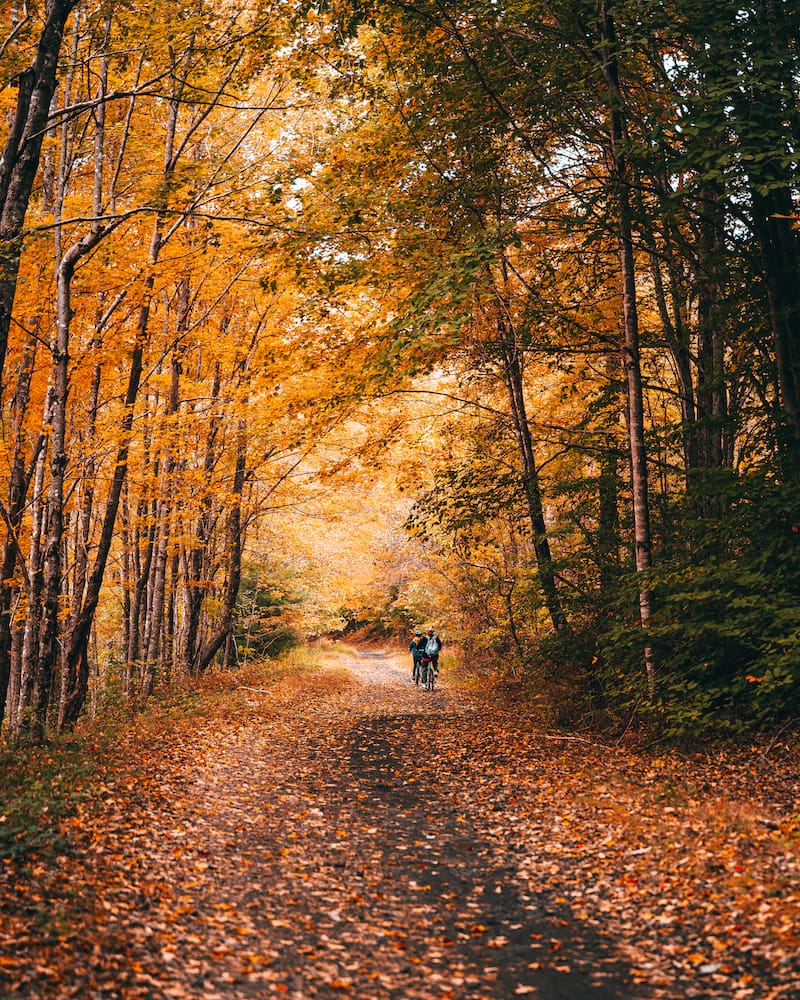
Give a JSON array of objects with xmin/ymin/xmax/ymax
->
[{"xmin": 1, "ymin": 649, "xmax": 798, "ymax": 998}]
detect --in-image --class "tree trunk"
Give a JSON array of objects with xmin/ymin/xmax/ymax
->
[
  {"xmin": 70, "ymin": 361, "xmax": 101, "ymax": 591},
  {"xmin": 183, "ymin": 365, "xmax": 221, "ymax": 674},
  {"xmin": 33, "ymin": 250, "xmax": 76, "ymax": 740},
  {"xmin": 58, "ymin": 335, "xmax": 146, "ymax": 730},
  {"xmin": 120, "ymin": 485, "xmax": 134, "ymax": 698},
  {"xmin": 38, "ymin": 219, "xmax": 115, "ymax": 736},
  {"xmin": 65, "ymin": 12, "xmax": 112, "ymax": 637},
  {"xmin": 750, "ymin": 184, "xmax": 800, "ymax": 471},
  {"xmin": 705, "ymin": 0, "xmax": 800, "ymax": 474},
  {"xmin": 15, "ymin": 431, "xmax": 48, "ymax": 738},
  {"xmin": 0, "ymin": 0, "xmax": 78, "ymax": 388},
  {"xmin": 0, "ymin": 338, "xmax": 38, "ymax": 731},
  {"xmin": 748, "ymin": 0, "xmax": 800, "ymax": 472},
  {"xmin": 600, "ymin": 0, "xmax": 655, "ymax": 694},
  {"xmin": 163, "ymin": 548, "xmax": 180, "ymax": 684},
  {"xmin": 192, "ymin": 420, "xmax": 247, "ymax": 673},
  {"xmin": 641, "ymin": 225, "xmax": 698, "ymax": 477},
  {"xmin": 59, "ymin": 39, "xmax": 189, "ymax": 726},
  {"xmin": 126, "ymin": 491, "xmax": 154, "ymax": 679},
  {"xmin": 500, "ymin": 336, "xmax": 569, "ymax": 635},
  {"xmin": 141, "ymin": 287, "xmax": 187, "ymax": 698},
  {"xmin": 694, "ymin": 183, "xmax": 730, "ymax": 500}
]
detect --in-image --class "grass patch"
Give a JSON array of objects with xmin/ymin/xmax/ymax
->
[
  {"xmin": 308, "ymin": 640, "xmax": 365, "ymax": 664},
  {"xmin": 437, "ymin": 650, "xmax": 493, "ymax": 694},
  {"xmin": 0, "ymin": 739, "xmax": 103, "ymax": 865}
]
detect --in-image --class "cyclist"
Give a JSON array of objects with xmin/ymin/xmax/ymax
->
[
  {"xmin": 424, "ymin": 628, "xmax": 442, "ymax": 675},
  {"xmin": 409, "ymin": 630, "xmax": 425, "ymax": 684}
]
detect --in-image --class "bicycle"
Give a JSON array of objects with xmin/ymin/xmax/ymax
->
[
  {"xmin": 421, "ymin": 655, "xmax": 435, "ymax": 691},
  {"xmin": 412, "ymin": 657, "xmax": 421, "ymax": 685}
]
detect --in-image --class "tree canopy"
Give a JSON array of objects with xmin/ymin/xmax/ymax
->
[{"xmin": 1, "ymin": 0, "xmax": 799, "ymax": 741}]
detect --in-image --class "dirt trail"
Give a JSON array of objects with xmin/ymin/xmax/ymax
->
[
  {"xmin": 3, "ymin": 648, "xmax": 798, "ymax": 999},
  {"xmin": 150, "ymin": 650, "xmax": 632, "ymax": 999}
]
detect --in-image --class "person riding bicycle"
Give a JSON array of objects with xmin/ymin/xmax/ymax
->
[
  {"xmin": 409, "ymin": 630, "xmax": 425, "ymax": 684},
  {"xmin": 424, "ymin": 628, "xmax": 442, "ymax": 674}
]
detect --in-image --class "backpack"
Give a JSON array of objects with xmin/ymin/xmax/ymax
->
[{"xmin": 425, "ymin": 635, "xmax": 440, "ymax": 655}]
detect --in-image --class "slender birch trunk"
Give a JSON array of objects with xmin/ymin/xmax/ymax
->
[
  {"xmin": 140, "ymin": 283, "xmax": 187, "ymax": 697},
  {"xmin": 15, "ymin": 426, "xmax": 48, "ymax": 737},
  {"xmin": 0, "ymin": 338, "xmax": 39, "ymax": 731},
  {"xmin": 599, "ymin": 0, "xmax": 655, "ymax": 695}
]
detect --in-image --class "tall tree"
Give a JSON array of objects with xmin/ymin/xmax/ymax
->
[{"xmin": 0, "ymin": 0, "xmax": 78, "ymax": 390}]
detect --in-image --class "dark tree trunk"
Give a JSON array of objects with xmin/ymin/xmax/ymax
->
[
  {"xmin": 499, "ymin": 333, "xmax": 569, "ymax": 635},
  {"xmin": 62, "ymin": 16, "xmax": 111, "ymax": 714},
  {"xmin": 0, "ymin": 0, "xmax": 78, "ymax": 389},
  {"xmin": 750, "ymin": 185, "xmax": 800, "ymax": 470},
  {"xmin": 33, "ymin": 250, "xmax": 76, "ymax": 740},
  {"xmin": 183, "ymin": 366, "xmax": 221, "ymax": 674},
  {"xmin": 59, "ymin": 59, "xmax": 180, "ymax": 725},
  {"xmin": 59, "ymin": 336, "xmax": 145, "ymax": 730},
  {"xmin": 37, "ymin": 219, "xmax": 117, "ymax": 737},
  {"xmin": 598, "ymin": 440, "xmax": 622, "ymax": 593},
  {"xmin": 126, "ymin": 491, "xmax": 155, "ymax": 678},
  {"xmin": 705, "ymin": 0, "xmax": 800, "ymax": 475},
  {"xmin": 689, "ymin": 183, "xmax": 731, "ymax": 516},
  {"xmin": 192, "ymin": 421, "xmax": 247, "ymax": 673},
  {"xmin": 163, "ymin": 547, "xmax": 180, "ymax": 684}
]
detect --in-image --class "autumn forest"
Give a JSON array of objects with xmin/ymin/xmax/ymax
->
[{"xmin": 2, "ymin": 1, "xmax": 800, "ymax": 997}]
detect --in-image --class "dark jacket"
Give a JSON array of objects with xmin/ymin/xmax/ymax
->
[{"xmin": 409, "ymin": 638, "xmax": 425, "ymax": 659}]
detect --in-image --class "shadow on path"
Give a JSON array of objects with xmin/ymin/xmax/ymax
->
[{"xmin": 336, "ymin": 708, "xmax": 642, "ymax": 999}]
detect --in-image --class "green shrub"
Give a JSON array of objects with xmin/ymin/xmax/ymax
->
[{"xmin": 599, "ymin": 472, "xmax": 800, "ymax": 736}]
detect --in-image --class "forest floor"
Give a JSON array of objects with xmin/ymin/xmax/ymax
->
[{"xmin": 1, "ymin": 645, "xmax": 799, "ymax": 1000}]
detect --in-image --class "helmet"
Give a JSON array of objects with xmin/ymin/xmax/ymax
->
[
  {"xmin": 427, "ymin": 628, "xmax": 434, "ymax": 634},
  {"xmin": 414, "ymin": 630, "xmax": 422, "ymax": 636}
]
